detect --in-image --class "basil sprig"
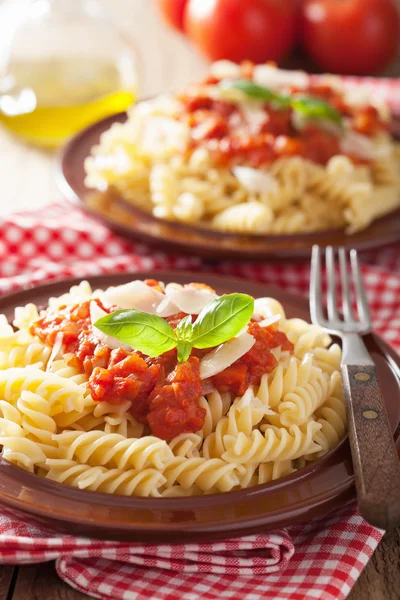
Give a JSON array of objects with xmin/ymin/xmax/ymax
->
[
  {"xmin": 291, "ymin": 96, "xmax": 341, "ymax": 124},
  {"xmin": 94, "ymin": 293, "xmax": 254, "ymax": 362},
  {"xmin": 220, "ymin": 79, "xmax": 341, "ymax": 124},
  {"xmin": 220, "ymin": 80, "xmax": 291, "ymax": 108}
]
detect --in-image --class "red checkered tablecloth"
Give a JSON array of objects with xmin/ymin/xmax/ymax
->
[{"xmin": 0, "ymin": 202, "xmax": 399, "ymax": 600}]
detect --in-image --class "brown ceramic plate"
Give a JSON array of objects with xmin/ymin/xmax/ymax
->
[
  {"xmin": 57, "ymin": 112, "xmax": 400, "ymax": 261},
  {"xmin": 0, "ymin": 271, "xmax": 399, "ymax": 542}
]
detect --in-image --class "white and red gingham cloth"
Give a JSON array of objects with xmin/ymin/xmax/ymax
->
[{"xmin": 0, "ymin": 202, "xmax": 399, "ymax": 600}]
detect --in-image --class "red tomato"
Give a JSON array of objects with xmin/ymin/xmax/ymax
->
[
  {"xmin": 157, "ymin": 0, "xmax": 188, "ymax": 32},
  {"xmin": 301, "ymin": 0, "xmax": 400, "ymax": 75},
  {"xmin": 184, "ymin": 0, "xmax": 297, "ymax": 63}
]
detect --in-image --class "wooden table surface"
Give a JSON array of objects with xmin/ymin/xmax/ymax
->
[{"xmin": 0, "ymin": 0, "xmax": 399, "ymax": 598}]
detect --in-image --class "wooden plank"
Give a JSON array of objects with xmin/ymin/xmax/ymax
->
[
  {"xmin": 11, "ymin": 563, "xmax": 88, "ymax": 600},
  {"xmin": 349, "ymin": 527, "xmax": 400, "ymax": 600},
  {"xmin": 0, "ymin": 566, "xmax": 17, "ymax": 600}
]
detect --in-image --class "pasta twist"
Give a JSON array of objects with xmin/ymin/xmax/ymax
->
[
  {"xmin": 0, "ymin": 400, "xmax": 24, "ymax": 437},
  {"xmin": 0, "ymin": 436, "xmax": 48, "ymax": 471},
  {"xmin": 162, "ymin": 457, "xmax": 241, "ymax": 492},
  {"xmin": 13, "ymin": 304, "xmax": 40, "ymax": 332},
  {"xmin": 238, "ymin": 459, "xmax": 296, "ymax": 488},
  {"xmin": 168, "ymin": 433, "xmax": 203, "ymax": 458},
  {"xmin": 197, "ymin": 391, "xmax": 233, "ymax": 439},
  {"xmin": 269, "ymin": 157, "xmax": 309, "ymax": 209},
  {"xmin": 150, "ymin": 163, "xmax": 178, "ymax": 219},
  {"xmin": 0, "ymin": 336, "xmax": 51, "ymax": 370},
  {"xmin": 48, "ymin": 281, "xmax": 94, "ymax": 311},
  {"xmin": 53, "ymin": 430, "xmax": 174, "ymax": 471},
  {"xmin": 202, "ymin": 389, "xmax": 270, "ymax": 459},
  {"xmin": 16, "ymin": 391, "xmax": 59, "ymax": 457},
  {"xmin": 268, "ymin": 208, "xmax": 307, "ymax": 234},
  {"xmin": 172, "ymin": 192, "xmax": 205, "ymax": 223},
  {"xmin": 277, "ymin": 368, "xmax": 330, "ymax": 427},
  {"xmin": 371, "ymin": 155, "xmax": 400, "ymax": 186},
  {"xmin": 0, "ymin": 368, "xmax": 85, "ymax": 415},
  {"xmin": 49, "ymin": 359, "xmax": 89, "ymax": 386},
  {"xmin": 281, "ymin": 318, "xmax": 331, "ymax": 358},
  {"xmin": 45, "ymin": 459, "xmax": 166, "ymax": 497},
  {"xmin": 212, "ymin": 202, "xmax": 273, "ymax": 234},
  {"xmin": 222, "ymin": 421, "xmax": 322, "ymax": 464},
  {"xmin": 257, "ymin": 354, "xmax": 316, "ymax": 410},
  {"xmin": 312, "ymin": 344, "xmax": 342, "ymax": 375},
  {"xmin": 312, "ymin": 372, "xmax": 347, "ymax": 458}
]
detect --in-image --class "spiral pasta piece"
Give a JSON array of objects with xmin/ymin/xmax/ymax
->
[
  {"xmin": 0, "ymin": 436, "xmax": 48, "ymax": 471},
  {"xmin": 238, "ymin": 459, "xmax": 296, "ymax": 488},
  {"xmin": 0, "ymin": 400, "xmax": 24, "ymax": 437},
  {"xmin": 222, "ymin": 421, "xmax": 322, "ymax": 464},
  {"xmin": 169, "ymin": 433, "xmax": 203, "ymax": 458},
  {"xmin": 53, "ymin": 430, "xmax": 174, "ymax": 471},
  {"xmin": 0, "ymin": 368, "xmax": 85, "ymax": 414},
  {"xmin": 49, "ymin": 359, "xmax": 89, "ymax": 386},
  {"xmin": 311, "ymin": 372, "xmax": 347, "ymax": 458},
  {"xmin": 45, "ymin": 459, "xmax": 166, "ymax": 497},
  {"xmin": 281, "ymin": 318, "xmax": 331, "ymax": 358},
  {"xmin": 277, "ymin": 369, "xmax": 330, "ymax": 427},
  {"xmin": 212, "ymin": 202, "xmax": 273, "ymax": 234},
  {"xmin": 162, "ymin": 457, "xmax": 241, "ymax": 492},
  {"xmin": 150, "ymin": 163, "xmax": 178, "ymax": 219},
  {"xmin": 17, "ymin": 391, "xmax": 58, "ymax": 456},
  {"xmin": 202, "ymin": 389, "xmax": 270, "ymax": 459},
  {"xmin": 257, "ymin": 354, "xmax": 316, "ymax": 410},
  {"xmin": 313, "ymin": 344, "xmax": 342, "ymax": 375},
  {"xmin": 198, "ymin": 391, "xmax": 233, "ymax": 439}
]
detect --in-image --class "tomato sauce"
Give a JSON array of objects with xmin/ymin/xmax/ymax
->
[
  {"xmin": 31, "ymin": 292, "xmax": 294, "ymax": 441},
  {"xmin": 179, "ymin": 73, "xmax": 387, "ymax": 168}
]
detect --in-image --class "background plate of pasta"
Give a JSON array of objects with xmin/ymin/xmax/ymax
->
[
  {"xmin": 58, "ymin": 61, "xmax": 400, "ymax": 260},
  {"xmin": 0, "ymin": 272, "xmax": 399, "ymax": 542}
]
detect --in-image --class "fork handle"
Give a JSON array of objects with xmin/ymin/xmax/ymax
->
[{"xmin": 342, "ymin": 363, "xmax": 400, "ymax": 530}]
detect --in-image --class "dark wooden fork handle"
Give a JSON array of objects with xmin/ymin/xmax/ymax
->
[{"xmin": 342, "ymin": 364, "xmax": 400, "ymax": 530}]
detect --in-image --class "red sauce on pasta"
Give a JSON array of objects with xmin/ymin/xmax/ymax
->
[
  {"xmin": 31, "ymin": 282, "xmax": 294, "ymax": 441},
  {"xmin": 178, "ymin": 71, "xmax": 388, "ymax": 168}
]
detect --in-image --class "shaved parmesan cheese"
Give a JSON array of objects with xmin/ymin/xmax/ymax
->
[
  {"xmin": 253, "ymin": 65, "xmax": 308, "ymax": 91},
  {"xmin": 165, "ymin": 283, "xmax": 217, "ymax": 315},
  {"xmin": 46, "ymin": 332, "xmax": 64, "ymax": 372},
  {"xmin": 103, "ymin": 280, "xmax": 166, "ymax": 313},
  {"xmin": 90, "ymin": 302, "xmax": 132, "ymax": 351},
  {"xmin": 340, "ymin": 131, "xmax": 390, "ymax": 160},
  {"xmin": 259, "ymin": 314, "xmax": 281, "ymax": 328},
  {"xmin": 210, "ymin": 60, "xmax": 242, "ymax": 80},
  {"xmin": 200, "ymin": 332, "xmax": 255, "ymax": 380},
  {"xmin": 156, "ymin": 296, "xmax": 181, "ymax": 318},
  {"xmin": 254, "ymin": 298, "xmax": 286, "ymax": 320},
  {"xmin": 233, "ymin": 166, "xmax": 279, "ymax": 195}
]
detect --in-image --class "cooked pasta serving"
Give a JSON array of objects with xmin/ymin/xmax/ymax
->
[
  {"xmin": 0, "ymin": 278, "xmax": 346, "ymax": 496},
  {"xmin": 85, "ymin": 61, "xmax": 400, "ymax": 235}
]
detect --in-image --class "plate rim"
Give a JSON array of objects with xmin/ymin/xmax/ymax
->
[
  {"xmin": 0, "ymin": 271, "xmax": 399, "ymax": 540},
  {"xmin": 56, "ymin": 111, "xmax": 400, "ymax": 260}
]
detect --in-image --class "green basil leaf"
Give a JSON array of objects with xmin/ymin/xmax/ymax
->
[
  {"xmin": 291, "ymin": 96, "xmax": 341, "ymax": 124},
  {"xmin": 190, "ymin": 293, "xmax": 254, "ymax": 349},
  {"xmin": 177, "ymin": 340, "xmax": 192, "ymax": 363},
  {"xmin": 220, "ymin": 79, "xmax": 290, "ymax": 108},
  {"xmin": 94, "ymin": 309, "xmax": 177, "ymax": 358},
  {"xmin": 175, "ymin": 315, "xmax": 193, "ymax": 341}
]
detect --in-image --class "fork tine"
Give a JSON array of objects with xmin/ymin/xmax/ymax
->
[
  {"xmin": 339, "ymin": 247, "xmax": 354, "ymax": 322},
  {"xmin": 310, "ymin": 245, "xmax": 325, "ymax": 326},
  {"xmin": 325, "ymin": 246, "xmax": 339, "ymax": 321},
  {"xmin": 350, "ymin": 249, "xmax": 371, "ymax": 325}
]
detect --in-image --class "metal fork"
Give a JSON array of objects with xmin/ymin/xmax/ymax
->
[{"xmin": 310, "ymin": 245, "xmax": 400, "ymax": 530}]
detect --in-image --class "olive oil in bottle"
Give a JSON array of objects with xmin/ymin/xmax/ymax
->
[
  {"xmin": 0, "ymin": 0, "xmax": 139, "ymax": 148},
  {"xmin": 0, "ymin": 58, "xmax": 137, "ymax": 148}
]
